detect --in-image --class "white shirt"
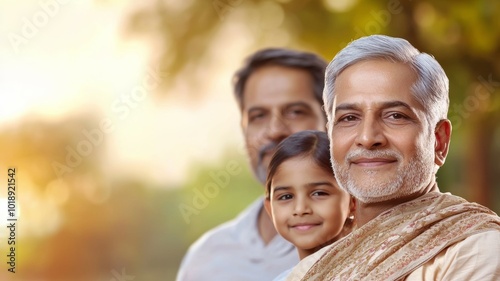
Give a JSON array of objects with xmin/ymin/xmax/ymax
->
[
  {"xmin": 176, "ymin": 198, "xmax": 299, "ymax": 281},
  {"xmin": 273, "ymin": 268, "xmax": 293, "ymax": 281}
]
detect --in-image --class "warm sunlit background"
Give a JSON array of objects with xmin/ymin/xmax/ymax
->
[{"xmin": 0, "ymin": 0, "xmax": 499, "ymax": 280}]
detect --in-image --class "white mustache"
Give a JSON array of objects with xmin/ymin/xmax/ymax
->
[{"xmin": 345, "ymin": 149, "xmax": 402, "ymax": 163}]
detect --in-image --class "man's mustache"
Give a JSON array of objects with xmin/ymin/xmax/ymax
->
[
  {"xmin": 257, "ymin": 141, "xmax": 280, "ymax": 164},
  {"xmin": 346, "ymin": 149, "xmax": 402, "ymax": 163}
]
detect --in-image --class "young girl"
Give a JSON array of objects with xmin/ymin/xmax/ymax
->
[{"xmin": 264, "ymin": 130, "xmax": 355, "ymax": 281}]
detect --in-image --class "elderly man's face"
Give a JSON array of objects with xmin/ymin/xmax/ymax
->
[
  {"xmin": 241, "ymin": 65, "xmax": 326, "ymax": 184},
  {"xmin": 329, "ymin": 59, "xmax": 438, "ymax": 204}
]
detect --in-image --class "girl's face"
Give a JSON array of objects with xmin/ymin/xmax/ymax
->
[{"xmin": 265, "ymin": 156, "xmax": 353, "ymax": 259}]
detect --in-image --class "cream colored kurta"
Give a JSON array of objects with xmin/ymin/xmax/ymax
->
[
  {"xmin": 286, "ymin": 192, "xmax": 500, "ymax": 281},
  {"xmin": 287, "ymin": 229, "xmax": 500, "ymax": 281},
  {"xmin": 405, "ymin": 230, "xmax": 500, "ymax": 280}
]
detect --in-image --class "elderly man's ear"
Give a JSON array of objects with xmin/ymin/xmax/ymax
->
[{"xmin": 434, "ymin": 119, "xmax": 452, "ymax": 167}]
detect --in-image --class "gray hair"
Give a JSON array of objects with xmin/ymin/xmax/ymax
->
[{"xmin": 324, "ymin": 35, "xmax": 449, "ymax": 131}]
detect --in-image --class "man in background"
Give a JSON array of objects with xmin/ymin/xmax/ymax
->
[{"xmin": 176, "ymin": 48, "xmax": 328, "ymax": 281}]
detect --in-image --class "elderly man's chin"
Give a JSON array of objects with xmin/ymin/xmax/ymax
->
[{"xmin": 341, "ymin": 174, "xmax": 425, "ymax": 204}]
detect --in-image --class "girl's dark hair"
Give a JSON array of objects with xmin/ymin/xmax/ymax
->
[{"xmin": 265, "ymin": 130, "xmax": 333, "ymax": 198}]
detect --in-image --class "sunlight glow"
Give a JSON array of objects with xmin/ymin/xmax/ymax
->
[
  {"xmin": 0, "ymin": 1, "xmax": 247, "ymax": 189},
  {"xmin": 323, "ymin": 0, "xmax": 358, "ymax": 13}
]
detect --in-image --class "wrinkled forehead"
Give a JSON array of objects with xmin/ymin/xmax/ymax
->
[{"xmin": 332, "ymin": 60, "xmax": 421, "ymax": 111}]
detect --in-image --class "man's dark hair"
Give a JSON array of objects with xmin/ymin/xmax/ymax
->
[{"xmin": 233, "ymin": 48, "xmax": 328, "ymax": 110}]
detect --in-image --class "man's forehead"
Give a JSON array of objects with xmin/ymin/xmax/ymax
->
[
  {"xmin": 332, "ymin": 92, "xmax": 425, "ymax": 112},
  {"xmin": 242, "ymin": 65, "xmax": 318, "ymax": 110},
  {"xmin": 332, "ymin": 60, "xmax": 422, "ymax": 112}
]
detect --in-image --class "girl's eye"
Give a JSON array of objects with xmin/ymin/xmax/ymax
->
[
  {"xmin": 311, "ymin": 191, "xmax": 328, "ymax": 197},
  {"xmin": 277, "ymin": 194, "xmax": 293, "ymax": 201}
]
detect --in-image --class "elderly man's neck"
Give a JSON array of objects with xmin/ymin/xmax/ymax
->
[{"xmin": 355, "ymin": 182, "xmax": 440, "ymax": 227}]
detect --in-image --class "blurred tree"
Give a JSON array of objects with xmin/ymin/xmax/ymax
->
[
  {"xmin": 0, "ymin": 117, "xmax": 259, "ymax": 281},
  {"xmin": 1, "ymin": 1, "xmax": 499, "ymax": 281},
  {"xmin": 124, "ymin": 0, "xmax": 500, "ymax": 211}
]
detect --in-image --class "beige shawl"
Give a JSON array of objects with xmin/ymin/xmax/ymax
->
[{"xmin": 300, "ymin": 192, "xmax": 500, "ymax": 281}]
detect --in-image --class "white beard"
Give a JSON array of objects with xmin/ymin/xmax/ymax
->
[{"xmin": 332, "ymin": 141, "xmax": 435, "ymax": 204}]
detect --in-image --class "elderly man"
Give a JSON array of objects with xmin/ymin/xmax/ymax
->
[
  {"xmin": 287, "ymin": 35, "xmax": 500, "ymax": 280},
  {"xmin": 176, "ymin": 48, "xmax": 328, "ymax": 281}
]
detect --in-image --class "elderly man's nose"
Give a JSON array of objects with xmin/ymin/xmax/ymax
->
[{"xmin": 355, "ymin": 117, "xmax": 387, "ymax": 149}]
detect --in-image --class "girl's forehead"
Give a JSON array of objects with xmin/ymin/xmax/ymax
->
[
  {"xmin": 272, "ymin": 157, "xmax": 335, "ymax": 185},
  {"xmin": 275, "ymin": 156, "xmax": 317, "ymax": 173}
]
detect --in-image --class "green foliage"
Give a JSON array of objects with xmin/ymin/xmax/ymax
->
[
  {"xmin": 124, "ymin": 1, "xmax": 500, "ymax": 217},
  {"xmin": 2, "ymin": 1, "xmax": 499, "ymax": 280},
  {"xmin": 8, "ymin": 150, "xmax": 261, "ymax": 281}
]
